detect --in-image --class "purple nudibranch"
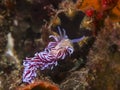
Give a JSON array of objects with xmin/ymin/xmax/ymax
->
[{"xmin": 22, "ymin": 27, "xmax": 85, "ymax": 83}]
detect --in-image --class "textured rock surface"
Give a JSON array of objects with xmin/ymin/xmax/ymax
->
[{"xmin": 0, "ymin": 0, "xmax": 120, "ymax": 90}]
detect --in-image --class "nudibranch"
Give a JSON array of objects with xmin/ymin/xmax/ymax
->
[{"xmin": 22, "ymin": 27, "xmax": 85, "ymax": 83}]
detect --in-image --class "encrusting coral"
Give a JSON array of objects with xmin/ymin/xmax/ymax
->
[
  {"xmin": 17, "ymin": 80, "xmax": 60, "ymax": 90},
  {"xmin": 76, "ymin": 0, "xmax": 120, "ymax": 22},
  {"xmin": 60, "ymin": 68, "xmax": 89, "ymax": 90},
  {"xmin": 87, "ymin": 18, "xmax": 120, "ymax": 90}
]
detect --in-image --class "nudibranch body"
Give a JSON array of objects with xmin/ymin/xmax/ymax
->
[{"xmin": 22, "ymin": 27, "xmax": 85, "ymax": 83}]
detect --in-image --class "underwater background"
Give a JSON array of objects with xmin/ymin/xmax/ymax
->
[{"xmin": 0, "ymin": 0, "xmax": 120, "ymax": 90}]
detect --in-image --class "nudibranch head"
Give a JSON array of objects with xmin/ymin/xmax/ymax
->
[{"xmin": 49, "ymin": 26, "xmax": 74, "ymax": 58}]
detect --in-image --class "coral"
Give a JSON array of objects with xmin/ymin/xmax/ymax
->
[
  {"xmin": 17, "ymin": 80, "xmax": 60, "ymax": 90},
  {"xmin": 80, "ymin": 15, "xmax": 96, "ymax": 34},
  {"xmin": 29, "ymin": 0, "xmax": 62, "ymax": 27},
  {"xmin": 0, "ymin": 31, "xmax": 7, "ymax": 55},
  {"xmin": 80, "ymin": 9, "xmax": 105, "ymax": 36},
  {"xmin": 76, "ymin": 0, "xmax": 119, "ymax": 11},
  {"xmin": 76, "ymin": 0, "xmax": 120, "ymax": 22},
  {"xmin": 101, "ymin": 0, "xmax": 119, "ymax": 10},
  {"xmin": 87, "ymin": 18, "xmax": 120, "ymax": 90},
  {"xmin": 85, "ymin": 8, "xmax": 95, "ymax": 17},
  {"xmin": 2, "ymin": 69, "xmax": 22, "ymax": 90},
  {"xmin": 0, "ymin": 2, "xmax": 12, "ymax": 56},
  {"xmin": 60, "ymin": 68, "xmax": 89, "ymax": 90},
  {"xmin": 59, "ymin": 0, "xmax": 77, "ymax": 18},
  {"xmin": 110, "ymin": 0, "xmax": 120, "ymax": 22},
  {"xmin": 76, "ymin": 0, "xmax": 101, "ymax": 11}
]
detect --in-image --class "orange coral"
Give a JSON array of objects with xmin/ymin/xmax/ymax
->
[
  {"xmin": 76, "ymin": 0, "xmax": 120, "ymax": 22},
  {"xmin": 17, "ymin": 80, "xmax": 60, "ymax": 90},
  {"xmin": 76, "ymin": 0, "xmax": 101, "ymax": 11},
  {"xmin": 111, "ymin": 0, "xmax": 120, "ymax": 22}
]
